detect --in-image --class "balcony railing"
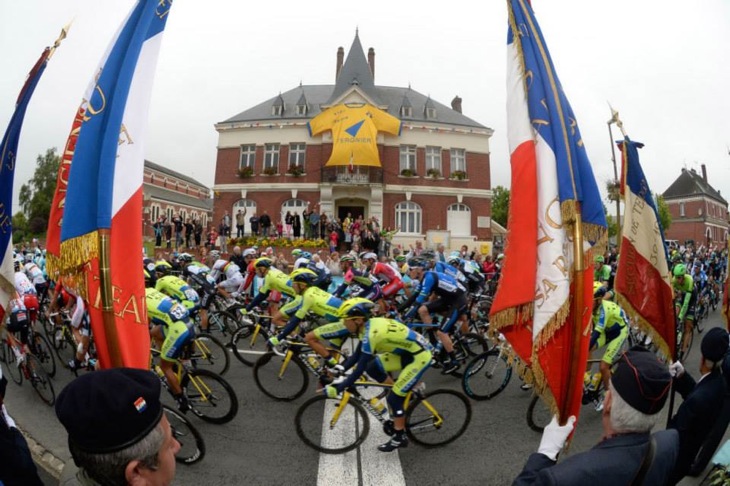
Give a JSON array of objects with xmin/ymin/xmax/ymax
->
[{"xmin": 321, "ymin": 167, "xmax": 383, "ymax": 185}]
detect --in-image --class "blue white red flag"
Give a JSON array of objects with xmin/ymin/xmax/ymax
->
[
  {"xmin": 615, "ymin": 138, "xmax": 675, "ymax": 358},
  {"xmin": 58, "ymin": 0, "xmax": 173, "ymax": 369},
  {"xmin": 0, "ymin": 46, "xmax": 53, "ymax": 322},
  {"xmin": 490, "ymin": 0, "xmax": 607, "ymax": 422}
]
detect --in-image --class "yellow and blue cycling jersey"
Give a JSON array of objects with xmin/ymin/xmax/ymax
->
[
  {"xmin": 591, "ymin": 300, "xmax": 629, "ymax": 364},
  {"xmin": 155, "ymin": 275, "xmax": 200, "ymax": 311},
  {"xmin": 145, "ymin": 288, "xmax": 194, "ymax": 362},
  {"xmin": 246, "ymin": 268, "xmax": 296, "ymax": 311},
  {"xmin": 276, "ymin": 286, "xmax": 343, "ymax": 340}
]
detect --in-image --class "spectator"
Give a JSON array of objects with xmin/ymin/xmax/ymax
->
[
  {"xmin": 329, "ymin": 229, "xmax": 339, "ymax": 254},
  {"xmin": 222, "ymin": 211, "xmax": 231, "ymax": 236},
  {"xmin": 275, "ymin": 253, "xmax": 289, "ymax": 272},
  {"xmin": 0, "ymin": 367, "xmax": 43, "ymax": 485},
  {"xmin": 184, "ymin": 218, "xmax": 193, "ymax": 249},
  {"xmin": 303, "ymin": 208, "xmax": 312, "ymax": 239},
  {"xmin": 514, "ymin": 348, "xmax": 678, "ymax": 485},
  {"xmin": 668, "ymin": 327, "xmax": 730, "ymax": 484},
  {"xmin": 292, "ymin": 212, "xmax": 302, "ymax": 238},
  {"xmin": 55, "ymin": 368, "xmax": 179, "ymax": 486},
  {"xmin": 230, "ymin": 246, "xmax": 246, "ymax": 269},
  {"xmin": 276, "ymin": 220, "xmax": 284, "ymax": 239},
  {"xmin": 285, "ymin": 211, "xmax": 294, "ymax": 238},
  {"xmin": 259, "ymin": 211, "xmax": 272, "ymax": 237},
  {"xmin": 235, "ymin": 208, "xmax": 246, "ymax": 238},
  {"xmin": 193, "ymin": 219, "xmax": 203, "ymax": 248},
  {"xmin": 436, "ymin": 243, "xmax": 447, "ymax": 262},
  {"xmin": 172, "ymin": 214, "xmax": 183, "ymax": 249},
  {"xmin": 249, "ymin": 213, "xmax": 260, "ymax": 237},
  {"xmin": 319, "ymin": 212, "xmax": 328, "ymax": 239},
  {"xmin": 153, "ymin": 217, "xmax": 163, "ymax": 248},
  {"xmin": 218, "ymin": 221, "xmax": 228, "ymax": 254},
  {"xmin": 163, "ymin": 217, "xmax": 172, "ymax": 249},
  {"xmin": 207, "ymin": 226, "xmax": 218, "ymax": 250}
]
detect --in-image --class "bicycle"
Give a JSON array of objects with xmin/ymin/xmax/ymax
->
[
  {"xmin": 409, "ymin": 321, "xmax": 490, "ymax": 378},
  {"xmin": 50, "ymin": 311, "xmax": 97, "ymax": 375},
  {"xmin": 461, "ymin": 336, "xmax": 513, "ymax": 401},
  {"xmin": 186, "ymin": 333, "xmax": 230, "ymax": 376},
  {"xmin": 252, "ymin": 338, "xmax": 344, "ymax": 401},
  {"xmin": 151, "ymin": 347, "xmax": 238, "ymax": 424},
  {"xmin": 294, "ymin": 380, "xmax": 472, "ymax": 454},
  {"xmin": 230, "ymin": 311, "xmax": 275, "ymax": 367},
  {"xmin": 0, "ymin": 332, "xmax": 55, "ymax": 406},
  {"xmin": 162, "ymin": 405, "xmax": 206, "ymax": 464}
]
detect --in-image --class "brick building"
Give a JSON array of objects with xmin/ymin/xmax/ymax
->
[
  {"xmin": 212, "ymin": 32, "xmax": 495, "ymax": 252},
  {"xmin": 662, "ymin": 165, "xmax": 728, "ymax": 247},
  {"xmin": 142, "ymin": 160, "xmax": 212, "ymax": 241}
]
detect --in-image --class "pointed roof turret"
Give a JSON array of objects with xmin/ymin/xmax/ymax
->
[{"xmin": 327, "ymin": 30, "xmax": 379, "ymax": 104}]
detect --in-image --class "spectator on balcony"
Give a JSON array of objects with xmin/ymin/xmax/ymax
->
[
  {"xmin": 285, "ymin": 211, "xmax": 294, "ymax": 238},
  {"xmin": 249, "ymin": 213, "xmax": 260, "ymax": 237},
  {"xmin": 260, "ymin": 210, "xmax": 272, "ymax": 237},
  {"xmin": 292, "ymin": 212, "xmax": 302, "ymax": 238}
]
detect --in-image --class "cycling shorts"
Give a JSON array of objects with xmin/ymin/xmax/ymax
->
[
  {"xmin": 381, "ymin": 279, "xmax": 404, "ymax": 299},
  {"xmin": 22, "ymin": 294, "xmax": 39, "ymax": 322},
  {"xmin": 595, "ymin": 325, "xmax": 629, "ymax": 365},
  {"xmin": 279, "ymin": 296, "xmax": 303, "ymax": 318},
  {"xmin": 160, "ymin": 320, "xmax": 194, "ymax": 362},
  {"xmin": 375, "ymin": 350, "xmax": 431, "ymax": 397}
]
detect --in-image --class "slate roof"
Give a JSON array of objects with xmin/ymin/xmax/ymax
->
[
  {"xmin": 662, "ymin": 168, "xmax": 727, "ymax": 205},
  {"xmin": 145, "ymin": 160, "xmax": 208, "ymax": 190},
  {"xmin": 219, "ymin": 33, "xmax": 488, "ymax": 131}
]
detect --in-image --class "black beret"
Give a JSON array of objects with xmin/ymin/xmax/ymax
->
[
  {"xmin": 701, "ymin": 327, "xmax": 729, "ymax": 362},
  {"xmin": 611, "ymin": 347, "xmax": 671, "ymax": 415},
  {"xmin": 55, "ymin": 368, "xmax": 162, "ymax": 454}
]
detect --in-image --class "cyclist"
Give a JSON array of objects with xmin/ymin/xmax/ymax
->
[
  {"xmin": 4, "ymin": 292, "xmax": 31, "ymax": 365},
  {"xmin": 672, "ymin": 263, "xmax": 697, "ymax": 357},
  {"xmin": 447, "ymin": 254, "xmax": 485, "ymax": 294},
  {"xmin": 403, "ymin": 257, "xmax": 467, "ymax": 375},
  {"xmin": 208, "ymin": 257, "xmax": 244, "ymax": 301},
  {"xmin": 594, "ymin": 255, "xmax": 614, "ymax": 299},
  {"xmin": 61, "ymin": 284, "xmax": 93, "ymax": 372},
  {"xmin": 268, "ymin": 269, "xmax": 343, "ymax": 347},
  {"xmin": 13, "ymin": 259, "xmax": 39, "ymax": 326},
  {"xmin": 588, "ymin": 282, "xmax": 629, "ymax": 409},
  {"xmin": 360, "ymin": 252, "xmax": 404, "ymax": 311},
  {"xmin": 323, "ymin": 298, "xmax": 432, "ymax": 452},
  {"xmin": 294, "ymin": 252, "xmax": 332, "ymax": 291},
  {"xmin": 23, "ymin": 254, "xmax": 48, "ymax": 306},
  {"xmin": 154, "ymin": 263, "xmax": 207, "ymax": 332},
  {"xmin": 334, "ymin": 255, "xmax": 383, "ymax": 302},
  {"xmin": 145, "ymin": 287, "xmax": 195, "ymax": 412},
  {"xmin": 243, "ymin": 257, "xmax": 297, "ymax": 329}
]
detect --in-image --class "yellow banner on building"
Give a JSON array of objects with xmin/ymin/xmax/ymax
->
[{"xmin": 308, "ymin": 103, "xmax": 401, "ymax": 168}]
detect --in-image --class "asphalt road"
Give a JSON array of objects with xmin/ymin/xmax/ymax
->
[{"xmin": 4, "ymin": 313, "xmax": 727, "ymax": 485}]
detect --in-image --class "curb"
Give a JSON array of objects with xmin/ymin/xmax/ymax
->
[{"xmin": 19, "ymin": 425, "xmax": 66, "ymax": 481}]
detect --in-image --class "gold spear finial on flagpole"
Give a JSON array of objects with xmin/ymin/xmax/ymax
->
[
  {"xmin": 607, "ymin": 103, "xmax": 623, "ymax": 251},
  {"xmin": 47, "ymin": 20, "xmax": 73, "ymax": 61}
]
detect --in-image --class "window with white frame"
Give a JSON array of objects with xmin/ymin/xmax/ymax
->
[
  {"xmin": 264, "ymin": 143, "xmax": 280, "ymax": 172},
  {"xmin": 239, "ymin": 144, "xmax": 256, "ymax": 170},
  {"xmin": 289, "ymin": 143, "xmax": 306, "ymax": 170},
  {"xmin": 281, "ymin": 199, "xmax": 308, "ymax": 225},
  {"xmin": 180, "ymin": 209, "xmax": 187, "ymax": 222},
  {"xmin": 425, "ymin": 107, "xmax": 437, "ymax": 119},
  {"xmin": 679, "ymin": 202, "xmax": 685, "ymax": 217},
  {"xmin": 201, "ymin": 213, "xmax": 208, "ymax": 227},
  {"xmin": 399, "ymin": 145, "xmax": 417, "ymax": 174},
  {"xmin": 400, "ymin": 106, "xmax": 412, "ymax": 117},
  {"xmin": 151, "ymin": 205, "xmax": 160, "ymax": 222},
  {"xmin": 233, "ymin": 199, "xmax": 257, "ymax": 224},
  {"xmin": 166, "ymin": 207, "xmax": 174, "ymax": 221},
  {"xmin": 296, "ymin": 104, "xmax": 307, "ymax": 116},
  {"xmin": 447, "ymin": 203, "xmax": 471, "ymax": 237},
  {"xmin": 425, "ymin": 146, "xmax": 442, "ymax": 175},
  {"xmin": 272, "ymin": 105, "xmax": 283, "ymax": 116},
  {"xmin": 450, "ymin": 148, "xmax": 466, "ymax": 175},
  {"xmin": 395, "ymin": 201, "xmax": 422, "ymax": 234}
]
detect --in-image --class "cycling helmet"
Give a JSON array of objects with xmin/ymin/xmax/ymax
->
[
  {"xmin": 673, "ymin": 263, "xmax": 687, "ymax": 277},
  {"xmin": 420, "ymin": 249, "xmax": 436, "ymax": 260},
  {"xmin": 143, "ymin": 269, "xmax": 153, "ymax": 287},
  {"xmin": 209, "ymin": 250, "xmax": 221, "ymax": 260},
  {"xmin": 254, "ymin": 257, "xmax": 273, "ymax": 268},
  {"xmin": 361, "ymin": 252, "xmax": 377, "ymax": 261},
  {"xmin": 593, "ymin": 282, "xmax": 607, "ymax": 299},
  {"xmin": 290, "ymin": 268, "xmax": 317, "ymax": 285},
  {"xmin": 594, "ymin": 255, "xmax": 605, "ymax": 264},
  {"xmin": 301, "ymin": 251, "xmax": 312, "ymax": 259},
  {"xmin": 242, "ymin": 248, "xmax": 257, "ymax": 258},
  {"xmin": 447, "ymin": 255, "xmax": 461, "ymax": 265},
  {"xmin": 407, "ymin": 257, "xmax": 428, "ymax": 268},
  {"xmin": 496, "ymin": 253, "xmax": 505, "ymax": 261},
  {"xmin": 340, "ymin": 255, "xmax": 356, "ymax": 263},
  {"xmin": 154, "ymin": 260, "xmax": 173, "ymax": 275},
  {"xmin": 13, "ymin": 259, "xmax": 20, "ymax": 272},
  {"xmin": 338, "ymin": 297, "xmax": 376, "ymax": 320},
  {"xmin": 24, "ymin": 253, "xmax": 34, "ymax": 264},
  {"xmin": 291, "ymin": 249, "xmax": 303, "ymax": 257},
  {"xmin": 395, "ymin": 255, "xmax": 407, "ymax": 263}
]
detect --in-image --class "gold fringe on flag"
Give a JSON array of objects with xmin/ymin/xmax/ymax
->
[
  {"xmin": 56, "ymin": 231, "xmax": 99, "ymax": 273},
  {"xmin": 615, "ymin": 293, "xmax": 672, "ymax": 362},
  {"xmin": 535, "ymin": 299, "xmax": 572, "ymax": 349},
  {"xmin": 489, "ymin": 303, "xmax": 534, "ymax": 329}
]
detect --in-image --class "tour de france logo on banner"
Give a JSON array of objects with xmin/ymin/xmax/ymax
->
[{"xmin": 308, "ymin": 103, "xmax": 401, "ymax": 168}]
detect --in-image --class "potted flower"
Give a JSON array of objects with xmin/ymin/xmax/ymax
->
[
  {"xmin": 400, "ymin": 168, "xmax": 415, "ymax": 177},
  {"xmin": 263, "ymin": 167, "xmax": 278, "ymax": 176},
  {"xmin": 237, "ymin": 166, "xmax": 254, "ymax": 178},
  {"xmin": 426, "ymin": 168, "xmax": 441, "ymax": 178},
  {"xmin": 287, "ymin": 164, "xmax": 304, "ymax": 177},
  {"xmin": 451, "ymin": 170, "xmax": 467, "ymax": 180}
]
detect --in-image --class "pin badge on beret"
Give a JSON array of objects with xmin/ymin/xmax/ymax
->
[{"xmin": 134, "ymin": 397, "xmax": 147, "ymax": 413}]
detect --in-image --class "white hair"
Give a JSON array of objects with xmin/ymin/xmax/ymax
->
[{"xmin": 609, "ymin": 382, "xmax": 659, "ymax": 433}]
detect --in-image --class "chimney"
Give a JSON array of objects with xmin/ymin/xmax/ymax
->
[
  {"xmin": 368, "ymin": 47, "xmax": 375, "ymax": 79},
  {"xmin": 336, "ymin": 47, "xmax": 344, "ymax": 81},
  {"xmin": 451, "ymin": 95, "xmax": 463, "ymax": 113},
  {"xmin": 701, "ymin": 163, "xmax": 707, "ymax": 182}
]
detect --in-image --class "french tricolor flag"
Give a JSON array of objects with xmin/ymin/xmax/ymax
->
[
  {"xmin": 615, "ymin": 138, "xmax": 675, "ymax": 358},
  {"xmin": 491, "ymin": 0, "xmax": 606, "ymax": 423},
  {"xmin": 58, "ymin": 0, "xmax": 173, "ymax": 369}
]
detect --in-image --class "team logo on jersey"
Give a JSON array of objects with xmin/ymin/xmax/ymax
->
[{"xmin": 345, "ymin": 120, "xmax": 364, "ymax": 137}]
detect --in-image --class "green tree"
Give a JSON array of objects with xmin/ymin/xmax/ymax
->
[
  {"xmin": 492, "ymin": 185, "xmax": 510, "ymax": 227},
  {"xmin": 11, "ymin": 212, "xmax": 29, "ymax": 244},
  {"xmin": 17, "ymin": 148, "xmax": 59, "ymax": 235},
  {"xmin": 656, "ymin": 193, "xmax": 672, "ymax": 232}
]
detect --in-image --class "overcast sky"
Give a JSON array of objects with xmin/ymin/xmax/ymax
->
[{"xmin": 2, "ymin": 1, "xmax": 730, "ymax": 214}]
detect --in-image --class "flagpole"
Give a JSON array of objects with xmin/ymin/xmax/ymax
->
[
  {"xmin": 608, "ymin": 106, "xmax": 621, "ymax": 252},
  {"xmin": 98, "ymin": 229, "xmax": 124, "ymax": 367},
  {"xmin": 562, "ymin": 207, "xmax": 585, "ymax": 423},
  {"xmin": 47, "ymin": 22, "xmax": 72, "ymax": 61}
]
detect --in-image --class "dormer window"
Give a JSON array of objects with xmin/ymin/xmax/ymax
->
[
  {"xmin": 425, "ymin": 107, "xmax": 437, "ymax": 119},
  {"xmin": 296, "ymin": 104, "xmax": 307, "ymax": 116},
  {"xmin": 401, "ymin": 106, "xmax": 412, "ymax": 117},
  {"xmin": 272, "ymin": 105, "xmax": 283, "ymax": 116}
]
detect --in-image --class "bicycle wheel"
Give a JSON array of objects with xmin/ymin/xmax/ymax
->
[
  {"xmin": 189, "ymin": 334, "xmax": 229, "ymax": 376},
  {"xmin": 457, "ymin": 332, "xmax": 490, "ymax": 357},
  {"xmin": 38, "ymin": 313, "xmax": 55, "ymax": 339},
  {"xmin": 54, "ymin": 328, "xmax": 77, "ymax": 371},
  {"xmin": 30, "ymin": 332, "xmax": 56, "ymax": 378},
  {"xmin": 207, "ymin": 310, "xmax": 240, "ymax": 337},
  {"xmin": 526, "ymin": 395, "xmax": 552, "ymax": 433},
  {"xmin": 461, "ymin": 349, "xmax": 512, "ymax": 400},
  {"xmin": 162, "ymin": 405, "xmax": 206, "ymax": 464},
  {"xmin": 182, "ymin": 369, "xmax": 239, "ymax": 425},
  {"xmin": 253, "ymin": 352, "xmax": 309, "ymax": 401},
  {"xmin": 295, "ymin": 395, "xmax": 370, "ymax": 454},
  {"xmin": 405, "ymin": 389, "xmax": 471, "ymax": 447},
  {"xmin": 3, "ymin": 343, "xmax": 22, "ymax": 385},
  {"xmin": 231, "ymin": 323, "xmax": 270, "ymax": 367},
  {"xmin": 26, "ymin": 355, "xmax": 55, "ymax": 406}
]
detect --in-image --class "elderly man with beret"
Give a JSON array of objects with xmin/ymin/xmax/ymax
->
[
  {"xmin": 514, "ymin": 347, "xmax": 678, "ymax": 485},
  {"xmin": 668, "ymin": 326, "xmax": 730, "ymax": 484},
  {"xmin": 56, "ymin": 368, "xmax": 180, "ymax": 486}
]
